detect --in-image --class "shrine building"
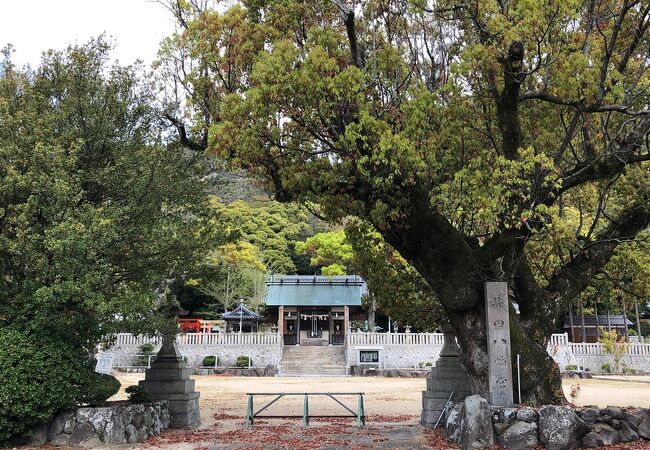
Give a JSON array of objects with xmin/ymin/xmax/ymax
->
[{"xmin": 266, "ymin": 275, "xmax": 367, "ymax": 345}]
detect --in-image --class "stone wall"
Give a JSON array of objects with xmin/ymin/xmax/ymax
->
[
  {"xmin": 346, "ymin": 344, "xmax": 442, "ymax": 369},
  {"xmin": 28, "ymin": 401, "xmax": 169, "ymax": 448},
  {"xmin": 110, "ymin": 341, "xmax": 282, "ymax": 370},
  {"xmin": 446, "ymin": 395, "xmax": 650, "ymax": 449}
]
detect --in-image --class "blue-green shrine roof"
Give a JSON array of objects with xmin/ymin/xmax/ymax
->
[{"xmin": 265, "ymin": 275, "xmax": 364, "ymax": 306}]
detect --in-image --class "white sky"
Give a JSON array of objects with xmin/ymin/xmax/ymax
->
[{"xmin": 0, "ymin": 0, "xmax": 177, "ymax": 68}]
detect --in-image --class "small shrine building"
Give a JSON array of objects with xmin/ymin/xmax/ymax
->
[{"xmin": 266, "ymin": 275, "xmax": 367, "ymax": 345}]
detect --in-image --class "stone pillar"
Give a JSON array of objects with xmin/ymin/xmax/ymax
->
[
  {"xmin": 421, "ymin": 324, "xmax": 471, "ymax": 427},
  {"xmin": 278, "ymin": 305, "xmax": 284, "ymax": 338},
  {"xmin": 139, "ymin": 335, "xmax": 201, "ymax": 429},
  {"xmin": 485, "ymin": 281, "xmax": 514, "ymax": 406},
  {"xmin": 343, "ymin": 306, "xmax": 349, "ymax": 337}
]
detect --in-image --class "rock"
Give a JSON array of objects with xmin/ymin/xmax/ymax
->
[
  {"xmin": 76, "ymin": 407, "xmax": 94, "ymax": 423},
  {"xmin": 63, "ymin": 417, "xmax": 76, "ymax": 434},
  {"xmin": 105, "ymin": 414, "xmax": 126, "ymax": 444},
  {"xmin": 26, "ymin": 422, "xmax": 48, "ymax": 446},
  {"xmin": 62, "ymin": 409, "xmax": 75, "ymax": 420},
  {"xmin": 87, "ymin": 407, "xmax": 112, "ymax": 435},
  {"xmin": 538, "ymin": 405, "xmax": 588, "ymax": 450},
  {"xmin": 619, "ymin": 420, "xmax": 639, "ymax": 443},
  {"xmin": 125, "ymin": 424, "xmax": 138, "ymax": 444},
  {"xmin": 578, "ymin": 408, "xmax": 601, "ymax": 424},
  {"xmin": 582, "ymin": 423, "xmax": 620, "ymax": 447},
  {"xmin": 132, "ymin": 412, "xmax": 145, "ymax": 428},
  {"xmin": 153, "ymin": 419, "xmax": 163, "ymax": 435},
  {"xmin": 69, "ymin": 422, "xmax": 100, "ymax": 447},
  {"xmin": 638, "ymin": 408, "xmax": 650, "ymax": 439},
  {"xmin": 47, "ymin": 413, "xmax": 66, "ymax": 440},
  {"xmin": 493, "ymin": 408, "xmax": 518, "ymax": 424},
  {"xmin": 136, "ymin": 425, "xmax": 149, "ymax": 441},
  {"xmin": 50, "ymin": 432, "xmax": 71, "ymax": 447},
  {"xmin": 623, "ymin": 409, "xmax": 642, "ymax": 427},
  {"xmin": 459, "ymin": 395, "xmax": 495, "ymax": 450},
  {"xmin": 445, "ymin": 403, "xmax": 463, "ymax": 443},
  {"xmin": 494, "ymin": 422, "xmax": 511, "ymax": 435},
  {"xmin": 144, "ymin": 406, "xmax": 154, "ymax": 427},
  {"xmin": 609, "ymin": 418, "xmax": 621, "ymax": 430},
  {"xmin": 497, "ymin": 421, "xmax": 538, "ymax": 450},
  {"xmin": 516, "ymin": 408, "xmax": 537, "ymax": 423},
  {"xmin": 604, "ymin": 407, "xmax": 624, "ymax": 419}
]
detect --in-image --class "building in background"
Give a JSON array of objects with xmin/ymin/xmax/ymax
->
[{"xmin": 266, "ymin": 275, "xmax": 367, "ymax": 345}]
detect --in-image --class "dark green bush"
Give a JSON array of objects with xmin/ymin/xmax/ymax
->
[
  {"xmin": 0, "ymin": 329, "xmax": 120, "ymax": 444},
  {"xmin": 565, "ymin": 364, "xmax": 578, "ymax": 371},
  {"xmin": 125, "ymin": 385, "xmax": 152, "ymax": 403},
  {"xmin": 202, "ymin": 355, "xmax": 217, "ymax": 367},
  {"xmin": 236, "ymin": 356, "xmax": 251, "ymax": 368},
  {"xmin": 80, "ymin": 372, "xmax": 121, "ymax": 406},
  {"xmin": 601, "ymin": 362, "xmax": 612, "ymax": 373}
]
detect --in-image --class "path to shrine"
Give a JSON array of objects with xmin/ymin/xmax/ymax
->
[{"xmin": 96, "ymin": 374, "xmax": 650, "ymax": 449}]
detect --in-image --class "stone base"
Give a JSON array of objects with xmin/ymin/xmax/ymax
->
[
  {"xmin": 139, "ymin": 340, "xmax": 201, "ymax": 429},
  {"xmin": 421, "ymin": 355, "xmax": 471, "ymax": 427}
]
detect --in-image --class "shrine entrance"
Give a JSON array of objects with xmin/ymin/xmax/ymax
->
[{"xmin": 300, "ymin": 310, "xmax": 329, "ymax": 341}]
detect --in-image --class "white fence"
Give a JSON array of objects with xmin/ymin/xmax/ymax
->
[
  {"xmin": 347, "ymin": 332, "xmax": 444, "ymax": 346},
  {"xmin": 548, "ymin": 333, "xmax": 650, "ymax": 373},
  {"xmin": 109, "ymin": 332, "xmax": 282, "ymax": 368}
]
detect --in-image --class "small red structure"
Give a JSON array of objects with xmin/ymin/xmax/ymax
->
[{"xmin": 178, "ymin": 318, "xmax": 202, "ymax": 333}]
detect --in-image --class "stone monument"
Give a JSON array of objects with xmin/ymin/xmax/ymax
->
[
  {"xmin": 421, "ymin": 323, "xmax": 471, "ymax": 427},
  {"xmin": 139, "ymin": 335, "xmax": 201, "ymax": 429},
  {"xmin": 485, "ymin": 281, "xmax": 514, "ymax": 406}
]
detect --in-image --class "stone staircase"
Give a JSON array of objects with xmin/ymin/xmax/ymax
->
[{"xmin": 279, "ymin": 345, "xmax": 347, "ymax": 376}]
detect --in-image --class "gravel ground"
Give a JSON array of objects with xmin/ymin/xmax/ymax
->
[{"xmin": 25, "ymin": 374, "xmax": 650, "ymax": 449}]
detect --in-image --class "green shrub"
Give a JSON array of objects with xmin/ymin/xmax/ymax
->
[
  {"xmin": 125, "ymin": 385, "xmax": 152, "ymax": 403},
  {"xmin": 622, "ymin": 366, "xmax": 637, "ymax": 375},
  {"xmin": 80, "ymin": 372, "xmax": 121, "ymax": 406},
  {"xmin": 202, "ymin": 355, "xmax": 217, "ymax": 367},
  {"xmin": 0, "ymin": 329, "xmax": 119, "ymax": 444},
  {"xmin": 565, "ymin": 364, "xmax": 578, "ymax": 371},
  {"xmin": 137, "ymin": 343, "xmax": 156, "ymax": 366},
  {"xmin": 236, "ymin": 356, "xmax": 251, "ymax": 368},
  {"xmin": 601, "ymin": 362, "xmax": 612, "ymax": 373}
]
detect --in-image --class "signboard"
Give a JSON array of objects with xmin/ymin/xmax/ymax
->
[
  {"xmin": 359, "ymin": 350, "xmax": 379, "ymax": 364},
  {"xmin": 95, "ymin": 353, "xmax": 114, "ymax": 375}
]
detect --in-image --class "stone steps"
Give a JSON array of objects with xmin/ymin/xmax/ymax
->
[{"xmin": 278, "ymin": 345, "xmax": 347, "ymax": 377}]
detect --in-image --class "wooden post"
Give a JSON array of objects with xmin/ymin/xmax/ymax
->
[
  {"xmin": 329, "ymin": 308, "xmax": 334, "ymax": 344},
  {"xmin": 344, "ymin": 306, "xmax": 350, "ymax": 338},
  {"xmin": 278, "ymin": 306, "xmax": 284, "ymax": 342}
]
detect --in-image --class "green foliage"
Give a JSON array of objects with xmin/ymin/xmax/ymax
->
[
  {"xmin": 156, "ymin": 0, "xmax": 650, "ymax": 402},
  {"xmin": 599, "ymin": 329, "xmax": 629, "ymax": 374},
  {"xmin": 125, "ymin": 385, "xmax": 152, "ymax": 404},
  {"xmin": 601, "ymin": 362, "xmax": 612, "ymax": 374},
  {"xmin": 565, "ymin": 364, "xmax": 578, "ymax": 371},
  {"xmin": 0, "ymin": 38, "xmax": 208, "ymax": 442},
  {"xmin": 236, "ymin": 356, "xmax": 251, "ymax": 368},
  {"xmin": 83, "ymin": 373, "xmax": 121, "ymax": 407},
  {"xmin": 180, "ymin": 196, "xmax": 324, "ymax": 316},
  {"xmin": 0, "ymin": 329, "xmax": 116, "ymax": 443},
  {"xmin": 202, "ymin": 355, "xmax": 217, "ymax": 367}
]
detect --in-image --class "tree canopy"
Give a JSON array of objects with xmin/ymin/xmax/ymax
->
[
  {"xmin": 159, "ymin": 0, "xmax": 650, "ymax": 403},
  {"xmin": 0, "ymin": 38, "xmax": 208, "ymax": 441}
]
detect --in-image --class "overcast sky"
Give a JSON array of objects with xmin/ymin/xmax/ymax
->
[{"xmin": 0, "ymin": 0, "xmax": 177, "ymax": 68}]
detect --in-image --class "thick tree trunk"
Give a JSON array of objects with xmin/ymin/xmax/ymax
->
[{"xmin": 448, "ymin": 303, "xmax": 565, "ymax": 405}]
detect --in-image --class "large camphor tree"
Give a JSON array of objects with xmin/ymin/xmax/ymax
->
[{"xmin": 158, "ymin": 0, "xmax": 650, "ymax": 403}]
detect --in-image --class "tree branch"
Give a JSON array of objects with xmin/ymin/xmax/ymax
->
[{"xmin": 545, "ymin": 202, "xmax": 650, "ymax": 303}]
